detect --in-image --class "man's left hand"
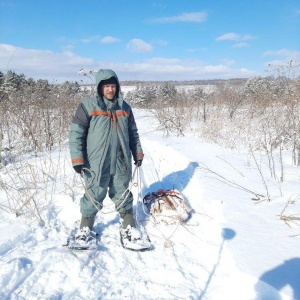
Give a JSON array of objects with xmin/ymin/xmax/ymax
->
[{"xmin": 135, "ymin": 158, "xmax": 143, "ymax": 167}]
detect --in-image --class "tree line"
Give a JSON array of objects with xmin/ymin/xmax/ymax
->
[{"xmin": 1, "ymin": 61, "xmax": 300, "ymax": 176}]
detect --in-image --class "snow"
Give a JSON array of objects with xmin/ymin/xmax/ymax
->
[
  {"xmin": 0, "ymin": 109, "xmax": 299, "ymax": 300},
  {"xmin": 120, "ymin": 84, "xmax": 215, "ymax": 98}
]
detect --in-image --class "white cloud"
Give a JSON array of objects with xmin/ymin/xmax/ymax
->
[
  {"xmin": 57, "ymin": 35, "xmax": 120, "ymax": 45},
  {"xmin": 79, "ymin": 36, "xmax": 105, "ymax": 44},
  {"xmin": 63, "ymin": 44, "xmax": 75, "ymax": 52},
  {"xmin": 152, "ymin": 12, "xmax": 207, "ymax": 23},
  {"xmin": 152, "ymin": 39, "xmax": 168, "ymax": 46},
  {"xmin": 110, "ymin": 58, "xmax": 257, "ymax": 80},
  {"xmin": 221, "ymin": 59, "xmax": 236, "ymax": 66},
  {"xmin": 0, "ymin": 43, "xmax": 259, "ymax": 83},
  {"xmin": 152, "ymin": 2, "xmax": 168, "ymax": 9},
  {"xmin": 57, "ymin": 36, "xmax": 100, "ymax": 44},
  {"xmin": 263, "ymin": 49, "xmax": 300, "ymax": 69},
  {"xmin": 81, "ymin": 37, "xmax": 99, "ymax": 43},
  {"xmin": 242, "ymin": 34, "xmax": 255, "ymax": 41},
  {"xmin": 100, "ymin": 36, "xmax": 120, "ymax": 44},
  {"xmin": 216, "ymin": 32, "xmax": 240, "ymax": 41},
  {"xmin": 264, "ymin": 49, "xmax": 300, "ymax": 59},
  {"xmin": 216, "ymin": 32, "xmax": 255, "ymax": 42},
  {"xmin": 126, "ymin": 39, "xmax": 153, "ymax": 53},
  {"xmin": 0, "ymin": 44, "xmax": 98, "ymax": 83},
  {"xmin": 233, "ymin": 42, "xmax": 249, "ymax": 48},
  {"xmin": 145, "ymin": 57, "xmax": 181, "ymax": 65},
  {"xmin": 187, "ymin": 48, "xmax": 207, "ymax": 53}
]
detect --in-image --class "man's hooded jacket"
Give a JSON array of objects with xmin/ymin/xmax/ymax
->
[{"xmin": 69, "ymin": 69, "xmax": 143, "ymax": 180}]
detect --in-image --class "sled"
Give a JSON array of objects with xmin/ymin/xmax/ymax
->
[{"xmin": 143, "ymin": 189, "xmax": 192, "ymax": 225}]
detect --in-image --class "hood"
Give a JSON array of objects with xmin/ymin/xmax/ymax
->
[{"xmin": 95, "ymin": 69, "xmax": 120, "ymax": 98}]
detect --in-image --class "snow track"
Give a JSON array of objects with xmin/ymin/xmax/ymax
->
[{"xmin": 0, "ymin": 134, "xmax": 293, "ymax": 299}]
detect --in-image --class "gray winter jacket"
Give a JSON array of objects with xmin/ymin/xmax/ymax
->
[{"xmin": 69, "ymin": 69, "xmax": 143, "ymax": 179}]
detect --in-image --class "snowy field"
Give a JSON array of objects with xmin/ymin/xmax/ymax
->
[
  {"xmin": 120, "ymin": 84, "xmax": 216, "ymax": 96},
  {"xmin": 0, "ymin": 109, "xmax": 299, "ymax": 299},
  {"xmin": 81, "ymin": 84, "xmax": 216, "ymax": 97}
]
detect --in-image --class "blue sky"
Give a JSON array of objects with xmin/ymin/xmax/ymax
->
[{"xmin": 0, "ymin": 0, "xmax": 299, "ymax": 83}]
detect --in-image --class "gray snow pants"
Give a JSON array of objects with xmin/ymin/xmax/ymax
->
[{"xmin": 80, "ymin": 162, "xmax": 133, "ymax": 219}]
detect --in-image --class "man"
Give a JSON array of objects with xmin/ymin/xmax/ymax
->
[{"xmin": 69, "ymin": 69, "xmax": 147, "ymax": 250}]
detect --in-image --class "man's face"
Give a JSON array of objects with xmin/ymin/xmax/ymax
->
[{"xmin": 101, "ymin": 84, "xmax": 117, "ymax": 100}]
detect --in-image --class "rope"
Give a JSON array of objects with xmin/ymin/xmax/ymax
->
[
  {"xmin": 79, "ymin": 166, "xmax": 138, "ymax": 215},
  {"xmin": 79, "ymin": 164, "xmax": 200, "ymax": 249}
]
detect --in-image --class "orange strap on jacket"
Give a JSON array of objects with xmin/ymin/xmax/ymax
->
[
  {"xmin": 90, "ymin": 110, "xmax": 129, "ymax": 127},
  {"xmin": 90, "ymin": 110, "xmax": 129, "ymax": 118},
  {"xmin": 72, "ymin": 157, "xmax": 84, "ymax": 164}
]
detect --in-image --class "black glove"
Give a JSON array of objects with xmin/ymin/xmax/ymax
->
[
  {"xmin": 73, "ymin": 165, "xmax": 83, "ymax": 174},
  {"xmin": 135, "ymin": 158, "xmax": 143, "ymax": 167}
]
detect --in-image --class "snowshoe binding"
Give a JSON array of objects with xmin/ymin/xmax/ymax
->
[
  {"xmin": 65, "ymin": 225, "xmax": 98, "ymax": 250},
  {"xmin": 120, "ymin": 225, "xmax": 152, "ymax": 251}
]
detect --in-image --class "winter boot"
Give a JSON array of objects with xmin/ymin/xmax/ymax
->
[
  {"xmin": 119, "ymin": 210, "xmax": 135, "ymax": 229},
  {"xmin": 80, "ymin": 215, "xmax": 95, "ymax": 230}
]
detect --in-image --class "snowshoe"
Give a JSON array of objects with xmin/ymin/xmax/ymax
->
[
  {"xmin": 120, "ymin": 225, "xmax": 152, "ymax": 251},
  {"xmin": 64, "ymin": 225, "xmax": 98, "ymax": 251}
]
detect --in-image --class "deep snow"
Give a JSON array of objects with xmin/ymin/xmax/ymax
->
[{"xmin": 0, "ymin": 109, "xmax": 299, "ymax": 300}]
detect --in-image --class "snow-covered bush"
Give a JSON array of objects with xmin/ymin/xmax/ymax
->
[{"xmin": 0, "ymin": 72, "xmax": 84, "ymax": 165}]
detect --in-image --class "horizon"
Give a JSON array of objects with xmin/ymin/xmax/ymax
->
[
  {"xmin": 0, "ymin": 69, "xmax": 254, "ymax": 85},
  {"xmin": 2, "ymin": 68, "xmax": 297, "ymax": 86}
]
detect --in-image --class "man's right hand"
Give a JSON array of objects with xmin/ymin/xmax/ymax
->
[{"xmin": 73, "ymin": 165, "xmax": 83, "ymax": 174}]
